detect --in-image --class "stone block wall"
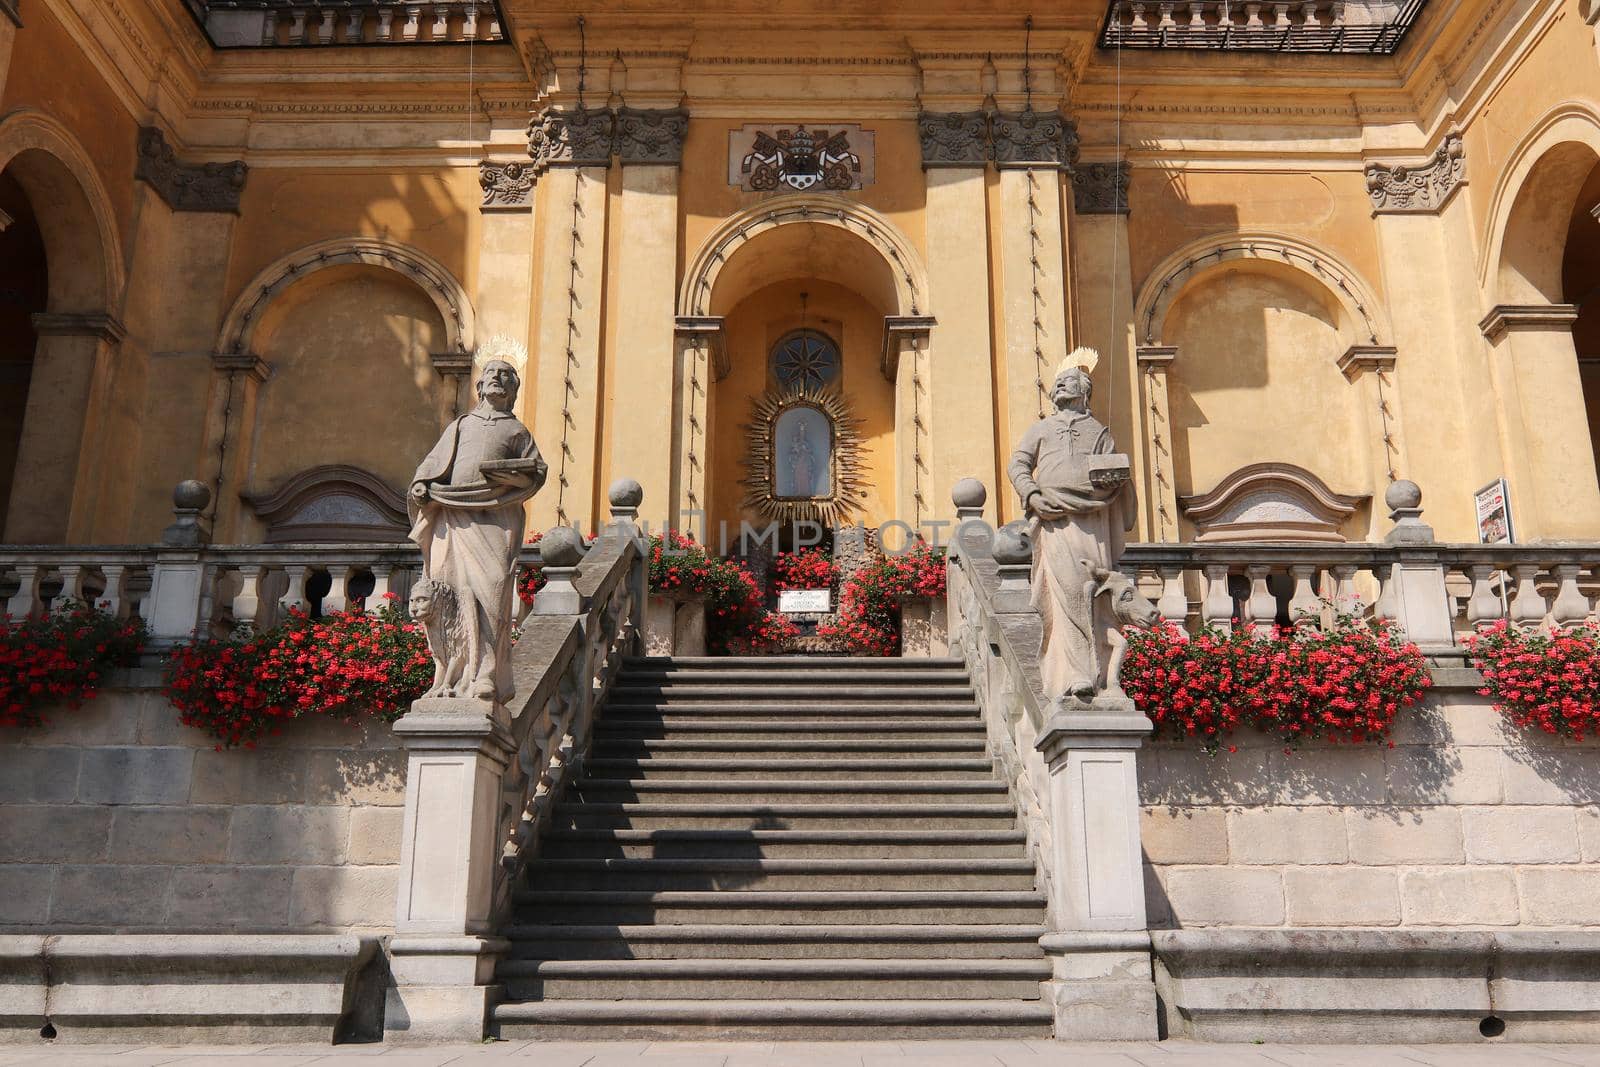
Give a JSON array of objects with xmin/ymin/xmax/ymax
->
[
  {"xmin": 0, "ymin": 681, "xmax": 404, "ymax": 934},
  {"xmin": 1139, "ymin": 684, "xmax": 1600, "ymax": 929}
]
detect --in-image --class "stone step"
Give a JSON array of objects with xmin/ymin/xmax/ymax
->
[
  {"xmin": 494, "ymin": 957, "xmax": 1052, "ymax": 1001},
  {"xmin": 592, "ymin": 720, "xmax": 986, "ymax": 741},
  {"xmin": 598, "ymin": 703, "xmax": 982, "ymax": 717},
  {"xmin": 582, "ymin": 757, "xmax": 998, "ymax": 781},
  {"xmin": 499, "ymin": 923, "xmax": 1048, "ymax": 960},
  {"xmin": 570, "ymin": 779, "xmax": 1008, "ymax": 805},
  {"xmin": 553, "ymin": 802, "xmax": 1019, "ymax": 831},
  {"xmin": 539, "ymin": 828, "xmax": 1031, "ymax": 860},
  {"xmin": 522, "ymin": 857, "xmax": 1039, "ymax": 892},
  {"xmin": 624, "ymin": 656, "xmax": 967, "ymax": 670},
  {"xmin": 490, "ymin": 997, "xmax": 1055, "ymax": 1040},
  {"xmin": 589, "ymin": 738, "xmax": 990, "ymax": 758},
  {"xmin": 510, "ymin": 889, "xmax": 1049, "ymax": 925},
  {"xmin": 616, "ymin": 669, "xmax": 975, "ymax": 686},
  {"xmin": 607, "ymin": 685, "xmax": 975, "ymax": 703}
]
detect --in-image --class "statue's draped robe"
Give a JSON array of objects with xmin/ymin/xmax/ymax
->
[
  {"xmin": 1007, "ymin": 411, "xmax": 1136, "ymax": 700},
  {"xmin": 409, "ymin": 408, "xmax": 546, "ymax": 704}
]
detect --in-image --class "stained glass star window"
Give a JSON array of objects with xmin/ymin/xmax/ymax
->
[{"xmin": 772, "ymin": 329, "xmax": 841, "ymax": 391}]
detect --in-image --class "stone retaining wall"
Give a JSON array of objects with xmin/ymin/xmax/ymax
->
[
  {"xmin": 0, "ymin": 675, "xmax": 403, "ymax": 935},
  {"xmin": 1138, "ymin": 681, "xmax": 1600, "ymax": 930}
]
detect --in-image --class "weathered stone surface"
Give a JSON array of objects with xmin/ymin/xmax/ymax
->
[
  {"xmin": 79, "ymin": 747, "xmax": 194, "ymax": 805},
  {"xmin": 169, "ymin": 867, "xmax": 294, "ymax": 929},
  {"xmin": 1347, "ymin": 808, "xmax": 1463, "ymax": 865},
  {"xmin": 1517, "ymin": 867, "xmax": 1600, "ymax": 926},
  {"xmin": 109, "ymin": 807, "xmax": 231, "ymax": 864},
  {"xmin": 1501, "ymin": 749, "xmax": 1600, "ymax": 805},
  {"xmin": 53, "ymin": 866, "xmax": 172, "ymax": 926},
  {"xmin": 348, "ymin": 807, "xmax": 405, "ymax": 865},
  {"xmin": 290, "ymin": 866, "xmax": 397, "ymax": 928},
  {"xmin": 1165, "ymin": 867, "xmax": 1284, "ymax": 926},
  {"xmin": 0, "ymin": 746, "xmax": 80, "ymax": 803},
  {"xmin": 1463, "ymin": 807, "xmax": 1579, "ymax": 865},
  {"xmin": 1284, "ymin": 867, "xmax": 1401, "ymax": 926},
  {"xmin": 1268, "ymin": 747, "xmax": 1388, "ymax": 806},
  {"xmin": 1579, "ymin": 808, "xmax": 1600, "ymax": 862},
  {"xmin": 305, "ymin": 749, "xmax": 407, "ymax": 806},
  {"xmin": 1229, "ymin": 807, "xmax": 1348, "ymax": 865},
  {"xmin": 1400, "ymin": 867, "xmax": 1519, "ymax": 926},
  {"xmin": 0, "ymin": 806, "xmax": 110, "ymax": 863},
  {"xmin": 1140, "ymin": 808, "xmax": 1229, "ymax": 865},
  {"xmin": 1140, "ymin": 749, "xmax": 1275, "ymax": 807},
  {"xmin": 0, "ymin": 868, "xmax": 54, "ymax": 925},
  {"xmin": 1386, "ymin": 745, "xmax": 1502, "ymax": 805},
  {"xmin": 228, "ymin": 806, "xmax": 350, "ymax": 865},
  {"xmin": 191, "ymin": 748, "xmax": 309, "ymax": 805}
]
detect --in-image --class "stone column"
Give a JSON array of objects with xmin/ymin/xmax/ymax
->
[
  {"xmin": 1479, "ymin": 305, "xmax": 1600, "ymax": 540},
  {"xmin": 610, "ymin": 109, "xmax": 687, "ymax": 531},
  {"xmin": 3, "ymin": 313, "xmax": 126, "ymax": 543},
  {"xmin": 920, "ymin": 122, "xmax": 999, "ymax": 526},
  {"xmin": 1035, "ymin": 703, "xmax": 1159, "ymax": 1040},
  {"xmin": 1135, "ymin": 346, "xmax": 1178, "ymax": 542}
]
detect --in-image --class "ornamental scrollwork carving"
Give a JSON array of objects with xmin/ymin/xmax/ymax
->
[
  {"xmin": 528, "ymin": 104, "xmax": 689, "ymax": 173},
  {"xmin": 616, "ymin": 107, "xmax": 689, "ymax": 165},
  {"xmin": 134, "ymin": 127, "xmax": 248, "ymax": 214},
  {"xmin": 918, "ymin": 112, "xmax": 990, "ymax": 168},
  {"xmin": 917, "ymin": 109, "xmax": 1079, "ymax": 170},
  {"xmin": 1072, "ymin": 161, "xmax": 1131, "ymax": 215},
  {"xmin": 479, "ymin": 160, "xmax": 533, "ymax": 210},
  {"xmin": 1365, "ymin": 133, "xmax": 1465, "ymax": 214}
]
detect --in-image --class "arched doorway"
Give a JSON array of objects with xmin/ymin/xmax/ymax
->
[
  {"xmin": 0, "ymin": 171, "xmax": 47, "ymax": 527},
  {"xmin": 1562, "ymin": 158, "xmax": 1600, "ymax": 479}
]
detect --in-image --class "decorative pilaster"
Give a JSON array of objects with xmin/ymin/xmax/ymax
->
[
  {"xmin": 478, "ymin": 160, "xmax": 533, "ymax": 210},
  {"xmin": 134, "ymin": 128, "xmax": 248, "ymax": 214},
  {"xmin": 1072, "ymin": 161, "xmax": 1131, "ymax": 215},
  {"xmin": 1365, "ymin": 134, "xmax": 1465, "ymax": 214},
  {"xmin": 200, "ymin": 351, "xmax": 271, "ymax": 541},
  {"xmin": 430, "ymin": 352, "xmax": 475, "ymax": 422},
  {"xmin": 1338, "ymin": 345, "xmax": 1405, "ymax": 493},
  {"xmin": 1136, "ymin": 346, "xmax": 1178, "ymax": 541}
]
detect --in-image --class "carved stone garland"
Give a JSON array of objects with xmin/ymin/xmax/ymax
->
[
  {"xmin": 479, "ymin": 160, "xmax": 533, "ymax": 209},
  {"xmin": 740, "ymin": 386, "xmax": 868, "ymax": 529},
  {"xmin": 135, "ymin": 127, "xmax": 248, "ymax": 213},
  {"xmin": 1366, "ymin": 134, "xmax": 1465, "ymax": 214},
  {"xmin": 528, "ymin": 105, "xmax": 688, "ymax": 173}
]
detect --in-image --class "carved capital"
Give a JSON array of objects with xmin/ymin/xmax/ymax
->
[
  {"xmin": 615, "ymin": 107, "xmax": 688, "ymax": 165},
  {"xmin": 991, "ymin": 109, "xmax": 1079, "ymax": 170},
  {"xmin": 1479, "ymin": 303, "xmax": 1581, "ymax": 342},
  {"xmin": 135, "ymin": 127, "xmax": 248, "ymax": 214},
  {"xmin": 675, "ymin": 315, "xmax": 729, "ymax": 381},
  {"xmin": 479, "ymin": 160, "xmax": 533, "ymax": 211},
  {"xmin": 1072, "ymin": 161, "xmax": 1131, "ymax": 215},
  {"xmin": 32, "ymin": 312, "xmax": 126, "ymax": 344},
  {"xmin": 1365, "ymin": 133, "xmax": 1465, "ymax": 214},
  {"xmin": 1337, "ymin": 344, "xmax": 1398, "ymax": 382},
  {"xmin": 880, "ymin": 315, "xmax": 937, "ymax": 381},
  {"xmin": 527, "ymin": 106, "xmax": 615, "ymax": 172},
  {"xmin": 919, "ymin": 111, "xmax": 990, "ymax": 168},
  {"xmin": 210, "ymin": 350, "xmax": 271, "ymax": 383},
  {"xmin": 1136, "ymin": 345, "xmax": 1176, "ymax": 368}
]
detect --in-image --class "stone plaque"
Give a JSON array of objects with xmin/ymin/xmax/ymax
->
[
  {"xmin": 779, "ymin": 589, "xmax": 832, "ymax": 614},
  {"xmin": 729, "ymin": 124, "xmax": 875, "ymax": 192}
]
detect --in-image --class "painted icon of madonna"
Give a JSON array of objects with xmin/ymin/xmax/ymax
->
[{"xmin": 773, "ymin": 405, "xmax": 834, "ymax": 499}]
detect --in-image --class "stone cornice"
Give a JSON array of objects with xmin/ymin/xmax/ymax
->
[
  {"xmin": 1366, "ymin": 133, "xmax": 1465, "ymax": 215},
  {"xmin": 31, "ymin": 313, "xmax": 127, "ymax": 344},
  {"xmin": 135, "ymin": 127, "xmax": 248, "ymax": 213},
  {"xmin": 210, "ymin": 351, "xmax": 271, "ymax": 382},
  {"xmin": 1479, "ymin": 304, "xmax": 1581, "ymax": 343},
  {"xmin": 1337, "ymin": 345, "xmax": 1399, "ymax": 382},
  {"xmin": 1135, "ymin": 345, "xmax": 1177, "ymax": 367}
]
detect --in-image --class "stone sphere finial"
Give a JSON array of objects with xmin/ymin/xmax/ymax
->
[
  {"xmin": 992, "ymin": 521, "xmax": 1032, "ymax": 566},
  {"xmin": 1385, "ymin": 479, "xmax": 1422, "ymax": 514},
  {"xmin": 952, "ymin": 478, "xmax": 987, "ymax": 511},
  {"xmin": 173, "ymin": 480, "xmax": 211, "ymax": 512},
  {"xmin": 608, "ymin": 478, "xmax": 644, "ymax": 510},
  {"xmin": 540, "ymin": 526, "xmax": 586, "ymax": 568}
]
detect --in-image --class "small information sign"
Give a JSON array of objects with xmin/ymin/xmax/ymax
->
[
  {"xmin": 1475, "ymin": 478, "xmax": 1514, "ymax": 545},
  {"xmin": 779, "ymin": 589, "xmax": 831, "ymax": 614}
]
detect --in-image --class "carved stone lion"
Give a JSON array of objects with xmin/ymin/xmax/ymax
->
[{"xmin": 409, "ymin": 579, "xmax": 467, "ymax": 699}]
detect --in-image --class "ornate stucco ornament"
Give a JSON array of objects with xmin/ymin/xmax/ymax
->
[
  {"xmin": 527, "ymin": 104, "xmax": 689, "ymax": 174},
  {"xmin": 736, "ymin": 125, "xmax": 865, "ymax": 191},
  {"xmin": 916, "ymin": 109, "xmax": 1080, "ymax": 170},
  {"xmin": 134, "ymin": 127, "xmax": 248, "ymax": 213},
  {"xmin": 479, "ymin": 160, "xmax": 533, "ymax": 209},
  {"xmin": 918, "ymin": 111, "xmax": 990, "ymax": 168},
  {"xmin": 1072, "ymin": 161, "xmax": 1131, "ymax": 215},
  {"xmin": 616, "ymin": 107, "xmax": 689, "ymax": 165},
  {"xmin": 740, "ymin": 385, "xmax": 868, "ymax": 529},
  {"xmin": 1365, "ymin": 133, "xmax": 1465, "ymax": 214}
]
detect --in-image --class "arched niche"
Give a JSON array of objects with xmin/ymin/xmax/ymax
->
[
  {"xmin": 1180, "ymin": 463, "xmax": 1368, "ymax": 543},
  {"xmin": 244, "ymin": 464, "xmax": 410, "ymax": 543}
]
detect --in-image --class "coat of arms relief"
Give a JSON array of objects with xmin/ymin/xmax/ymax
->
[{"xmin": 728, "ymin": 124, "xmax": 876, "ymax": 192}]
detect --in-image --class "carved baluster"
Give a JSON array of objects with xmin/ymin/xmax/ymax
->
[
  {"xmin": 287, "ymin": 8, "xmax": 308, "ymax": 44},
  {"xmin": 324, "ymin": 565, "xmax": 353, "ymax": 614},
  {"xmin": 1551, "ymin": 564, "xmax": 1592, "ymax": 629},
  {"xmin": 1246, "ymin": 564, "xmax": 1276, "ymax": 637},
  {"xmin": 1465, "ymin": 564, "xmax": 1505, "ymax": 629},
  {"xmin": 1201, "ymin": 564, "xmax": 1233, "ymax": 634},
  {"xmin": 1130, "ymin": 3, "xmax": 1148, "ymax": 30},
  {"xmin": 315, "ymin": 9, "xmax": 335, "ymax": 43},
  {"xmin": 1288, "ymin": 564, "xmax": 1321, "ymax": 630},
  {"xmin": 99, "ymin": 564, "xmax": 128, "ymax": 618},
  {"xmin": 345, "ymin": 10, "xmax": 364, "ymax": 42},
  {"xmin": 261, "ymin": 10, "xmax": 281, "ymax": 45},
  {"xmin": 282, "ymin": 565, "xmax": 310, "ymax": 617},
  {"xmin": 431, "ymin": 5, "xmax": 451, "ymax": 39},
  {"xmin": 1157, "ymin": 565, "xmax": 1188, "ymax": 628},
  {"xmin": 1373, "ymin": 563, "xmax": 1399, "ymax": 624},
  {"xmin": 1328, "ymin": 563, "xmax": 1361, "ymax": 617},
  {"xmin": 1329, "ymin": 0, "xmax": 1346, "ymax": 27},
  {"xmin": 232, "ymin": 565, "xmax": 264, "ymax": 634},
  {"xmin": 54, "ymin": 564, "xmax": 88, "ymax": 613},
  {"xmin": 1244, "ymin": 1, "xmax": 1263, "ymax": 28},
  {"xmin": 487, "ymin": 14, "xmax": 502, "ymax": 38},
  {"xmin": 463, "ymin": 4, "xmax": 480, "ymax": 40},
  {"xmin": 401, "ymin": 8, "xmax": 422, "ymax": 40},
  {"xmin": 5, "ymin": 564, "xmax": 43, "ymax": 620},
  {"xmin": 377, "ymin": 7, "xmax": 396, "ymax": 41},
  {"xmin": 1157, "ymin": 2, "xmax": 1176, "ymax": 29},
  {"xmin": 370, "ymin": 564, "xmax": 396, "ymax": 614},
  {"xmin": 1508, "ymin": 562, "xmax": 1548, "ymax": 631}
]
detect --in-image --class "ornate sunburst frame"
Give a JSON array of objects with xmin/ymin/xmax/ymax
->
[{"xmin": 740, "ymin": 385, "xmax": 868, "ymax": 528}]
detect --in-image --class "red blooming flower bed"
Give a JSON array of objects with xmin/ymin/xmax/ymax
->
[
  {"xmin": 818, "ymin": 543, "xmax": 948, "ymax": 657},
  {"xmin": 1, "ymin": 604, "xmax": 147, "ymax": 728},
  {"xmin": 164, "ymin": 598, "xmax": 432, "ymax": 749},
  {"xmin": 1120, "ymin": 617, "xmax": 1432, "ymax": 752},
  {"xmin": 517, "ymin": 530, "xmax": 547, "ymax": 606},
  {"xmin": 773, "ymin": 548, "xmax": 839, "ymax": 592},
  {"xmin": 649, "ymin": 531, "xmax": 797, "ymax": 654},
  {"xmin": 1466, "ymin": 621, "xmax": 1600, "ymax": 739}
]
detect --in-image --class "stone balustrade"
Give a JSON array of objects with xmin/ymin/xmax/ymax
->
[
  {"xmin": 1101, "ymin": 0, "xmax": 1421, "ymax": 54},
  {"xmin": 193, "ymin": 2, "xmax": 504, "ymax": 48}
]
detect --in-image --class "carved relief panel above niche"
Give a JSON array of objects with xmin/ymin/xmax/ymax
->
[
  {"xmin": 1180, "ymin": 463, "xmax": 1368, "ymax": 543},
  {"xmin": 729, "ymin": 125, "xmax": 875, "ymax": 192}
]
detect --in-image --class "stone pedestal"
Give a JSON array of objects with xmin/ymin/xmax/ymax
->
[
  {"xmin": 384, "ymin": 699, "xmax": 515, "ymax": 1043},
  {"xmin": 900, "ymin": 598, "xmax": 949, "ymax": 657},
  {"xmin": 644, "ymin": 594, "xmax": 707, "ymax": 657},
  {"xmin": 1036, "ymin": 700, "xmax": 1159, "ymax": 1040}
]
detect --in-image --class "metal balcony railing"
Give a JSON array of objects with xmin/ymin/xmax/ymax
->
[
  {"xmin": 1099, "ymin": 0, "xmax": 1428, "ymax": 54},
  {"xmin": 186, "ymin": 1, "xmax": 507, "ymax": 48}
]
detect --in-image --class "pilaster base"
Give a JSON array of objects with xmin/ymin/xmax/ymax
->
[
  {"xmin": 1039, "ymin": 932, "xmax": 1159, "ymax": 1041},
  {"xmin": 382, "ymin": 936, "xmax": 507, "ymax": 1043}
]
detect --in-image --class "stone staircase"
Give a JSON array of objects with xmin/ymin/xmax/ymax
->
[{"xmin": 490, "ymin": 655, "xmax": 1054, "ymax": 1040}]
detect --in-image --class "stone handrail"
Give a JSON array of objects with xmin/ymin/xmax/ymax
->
[{"xmin": 193, "ymin": 2, "xmax": 505, "ymax": 48}]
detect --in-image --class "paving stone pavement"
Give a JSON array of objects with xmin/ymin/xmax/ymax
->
[{"xmin": 2, "ymin": 1041, "xmax": 1600, "ymax": 1066}]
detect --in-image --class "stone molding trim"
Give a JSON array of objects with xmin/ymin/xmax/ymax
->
[
  {"xmin": 211, "ymin": 349, "xmax": 271, "ymax": 382},
  {"xmin": 880, "ymin": 314, "xmax": 937, "ymax": 381},
  {"xmin": 0, "ymin": 0, "xmax": 19, "ymax": 28},
  {"xmin": 1479, "ymin": 303, "xmax": 1581, "ymax": 342},
  {"xmin": 1179, "ymin": 462, "xmax": 1367, "ymax": 543},
  {"xmin": 216, "ymin": 237, "xmax": 475, "ymax": 356},
  {"xmin": 918, "ymin": 109, "xmax": 1079, "ymax": 170},
  {"xmin": 31, "ymin": 312, "xmax": 127, "ymax": 344},
  {"xmin": 679, "ymin": 194, "xmax": 928, "ymax": 319},
  {"xmin": 1135, "ymin": 345, "xmax": 1177, "ymax": 366},
  {"xmin": 1135, "ymin": 231, "xmax": 1391, "ymax": 349},
  {"xmin": 1072, "ymin": 161, "xmax": 1131, "ymax": 215},
  {"xmin": 1365, "ymin": 133, "xmax": 1465, "ymax": 214},
  {"xmin": 134, "ymin": 127, "xmax": 248, "ymax": 214},
  {"xmin": 528, "ymin": 105, "xmax": 688, "ymax": 172},
  {"xmin": 479, "ymin": 160, "xmax": 533, "ymax": 211},
  {"xmin": 674, "ymin": 315, "xmax": 730, "ymax": 381},
  {"xmin": 244, "ymin": 464, "xmax": 411, "ymax": 543},
  {"xmin": 1337, "ymin": 344, "xmax": 1399, "ymax": 381}
]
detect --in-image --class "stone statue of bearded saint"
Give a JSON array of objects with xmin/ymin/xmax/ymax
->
[
  {"xmin": 409, "ymin": 360, "xmax": 547, "ymax": 706},
  {"xmin": 1006, "ymin": 355, "xmax": 1137, "ymax": 705}
]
